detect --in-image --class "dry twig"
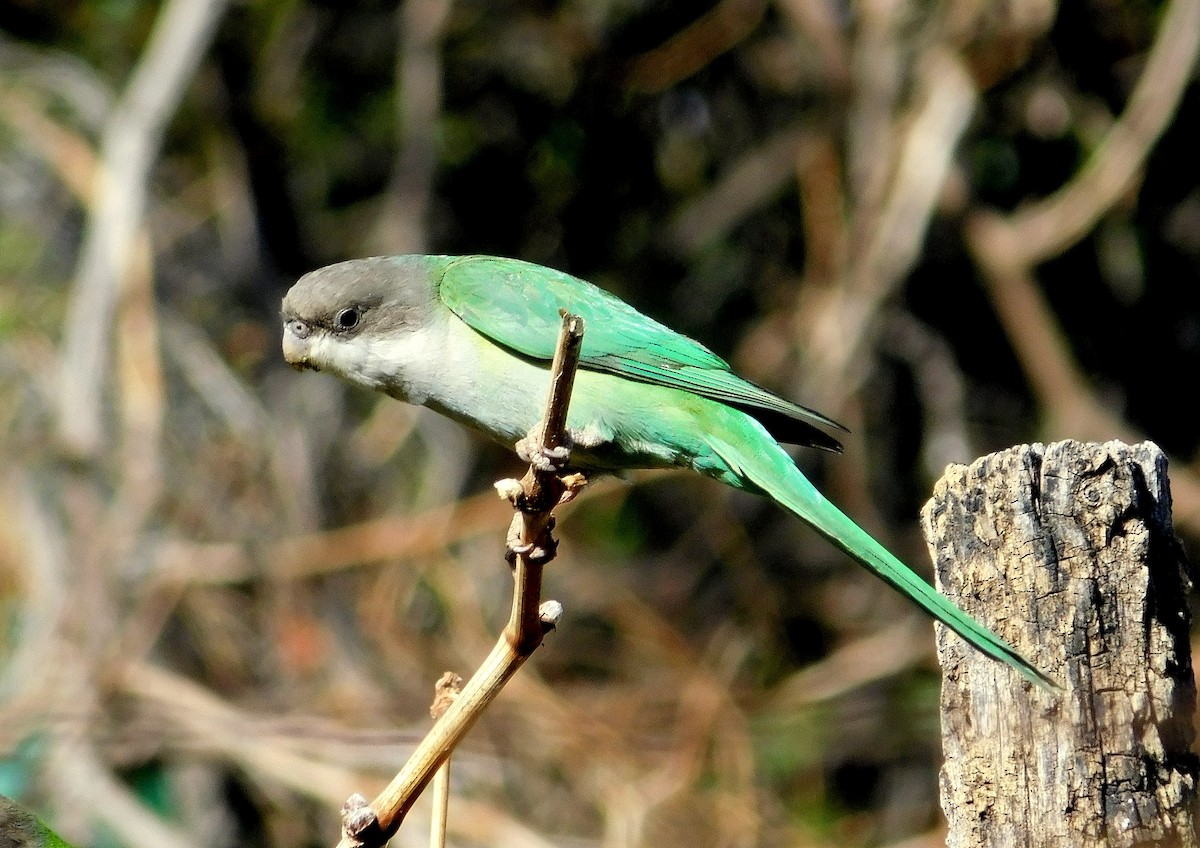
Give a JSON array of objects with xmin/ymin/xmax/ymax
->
[
  {"xmin": 334, "ymin": 312, "xmax": 586, "ymax": 848},
  {"xmin": 56, "ymin": 0, "xmax": 229, "ymax": 458},
  {"xmin": 428, "ymin": 673, "xmax": 462, "ymax": 848}
]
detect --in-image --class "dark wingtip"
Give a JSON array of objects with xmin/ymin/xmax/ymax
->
[
  {"xmin": 793, "ymin": 401, "xmax": 848, "ymax": 434},
  {"xmin": 811, "ymin": 432, "xmax": 844, "ymax": 453},
  {"xmin": 737, "ymin": 404, "xmax": 846, "ymax": 452}
]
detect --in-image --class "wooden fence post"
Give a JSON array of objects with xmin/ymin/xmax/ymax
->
[{"xmin": 922, "ymin": 440, "xmax": 1198, "ymax": 847}]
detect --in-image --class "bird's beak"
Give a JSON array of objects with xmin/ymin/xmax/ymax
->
[{"xmin": 282, "ymin": 319, "xmax": 317, "ymax": 370}]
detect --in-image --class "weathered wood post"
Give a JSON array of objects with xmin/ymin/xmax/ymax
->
[{"xmin": 922, "ymin": 440, "xmax": 1198, "ymax": 847}]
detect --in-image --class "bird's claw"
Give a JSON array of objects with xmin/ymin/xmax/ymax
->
[
  {"xmin": 505, "ymin": 514, "xmax": 557, "ymax": 565},
  {"xmin": 506, "ymin": 515, "xmax": 528, "ymax": 559},
  {"xmin": 517, "ymin": 428, "xmax": 572, "ymax": 473}
]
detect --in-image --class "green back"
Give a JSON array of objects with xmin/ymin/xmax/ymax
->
[{"xmin": 436, "ymin": 255, "xmax": 844, "ymax": 450}]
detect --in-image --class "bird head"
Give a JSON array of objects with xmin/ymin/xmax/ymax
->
[{"xmin": 281, "ymin": 255, "xmax": 441, "ymax": 392}]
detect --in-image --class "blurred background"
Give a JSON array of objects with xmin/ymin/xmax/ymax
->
[{"xmin": 1, "ymin": 0, "xmax": 1198, "ymax": 845}]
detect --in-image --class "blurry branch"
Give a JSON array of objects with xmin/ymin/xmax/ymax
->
[
  {"xmin": 989, "ymin": 0, "xmax": 1200, "ymax": 263},
  {"xmin": 56, "ymin": 0, "xmax": 229, "ymax": 458},
  {"xmin": 0, "ymin": 471, "xmax": 73, "ymax": 760},
  {"xmin": 33, "ymin": 659, "xmax": 573, "ymax": 847},
  {"xmin": 112, "ymin": 230, "xmax": 164, "ymax": 517},
  {"xmin": 122, "ymin": 663, "xmax": 367, "ymax": 804},
  {"xmin": 765, "ymin": 619, "xmax": 931, "ymax": 708},
  {"xmin": 879, "ymin": 310, "xmax": 972, "ymax": 477},
  {"xmin": 161, "ymin": 312, "xmax": 270, "ymax": 440},
  {"xmin": 792, "ymin": 135, "xmax": 847, "ymax": 288},
  {"xmin": 626, "ymin": 0, "xmax": 767, "ymax": 93},
  {"xmin": 967, "ymin": 0, "xmax": 1200, "ymax": 533},
  {"xmin": 843, "ymin": 0, "xmax": 905, "ymax": 245},
  {"xmin": 862, "ymin": 50, "xmax": 975, "ymax": 303},
  {"xmin": 800, "ymin": 47, "xmax": 976, "ymax": 411},
  {"xmin": 161, "ymin": 309, "xmax": 327, "ymax": 534},
  {"xmin": 163, "ymin": 492, "xmax": 503, "ymax": 584},
  {"xmin": 0, "ymin": 86, "xmax": 98, "ymax": 202},
  {"xmin": 774, "ymin": 0, "xmax": 851, "ymax": 90},
  {"xmin": 669, "ymin": 123, "xmax": 813, "ymax": 255},
  {"xmin": 0, "ymin": 481, "xmax": 198, "ymax": 848},
  {"xmin": 676, "ymin": 12, "xmax": 979, "ymax": 464},
  {"xmin": 47, "ymin": 731, "xmax": 199, "ymax": 848},
  {"xmin": 370, "ymin": 0, "xmax": 453, "ymax": 254},
  {"xmin": 335, "ymin": 314, "xmax": 585, "ymax": 848},
  {"xmin": 0, "ymin": 35, "xmax": 115, "ymax": 126},
  {"xmin": 148, "ymin": 474, "xmax": 623, "ymax": 586}
]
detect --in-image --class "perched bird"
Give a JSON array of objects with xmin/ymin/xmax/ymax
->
[{"xmin": 282, "ymin": 255, "xmax": 1052, "ymax": 687}]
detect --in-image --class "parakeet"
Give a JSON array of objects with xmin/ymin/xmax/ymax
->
[{"xmin": 281, "ymin": 255, "xmax": 1053, "ymax": 687}]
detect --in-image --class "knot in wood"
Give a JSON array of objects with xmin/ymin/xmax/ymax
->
[
  {"xmin": 340, "ymin": 794, "xmax": 385, "ymax": 847},
  {"xmin": 515, "ymin": 471, "xmax": 566, "ymax": 515}
]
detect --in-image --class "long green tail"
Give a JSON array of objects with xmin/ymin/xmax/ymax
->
[{"xmin": 705, "ymin": 430, "xmax": 1058, "ymax": 690}]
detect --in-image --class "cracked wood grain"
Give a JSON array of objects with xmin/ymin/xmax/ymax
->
[{"xmin": 924, "ymin": 440, "xmax": 1198, "ymax": 847}]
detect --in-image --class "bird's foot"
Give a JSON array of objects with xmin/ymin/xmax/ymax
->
[
  {"xmin": 505, "ymin": 513, "xmax": 557, "ymax": 565},
  {"xmin": 516, "ymin": 427, "xmax": 572, "ymax": 473}
]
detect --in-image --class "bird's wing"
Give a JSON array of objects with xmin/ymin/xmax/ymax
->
[{"xmin": 437, "ymin": 255, "xmax": 845, "ymax": 450}]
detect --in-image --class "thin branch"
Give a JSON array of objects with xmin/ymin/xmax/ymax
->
[
  {"xmin": 999, "ymin": 0, "xmax": 1200, "ymax": 262},
  {"xmin": 968, "ymin": 0, "xmax": 1200, "ymax": 533},
  {"xmin": 506, "ymin": 313, "xmax": 586, "ymax": 654},
  {"xmin": 625, "ymin": 0, "xmax": 767, "ymax": 93},
  {"xmin": 369, "ymin": 0, "xmax": 453, "ymax": 254},
  {"xmin": 47, "ymin": 731, "xmax": 200, "ymax": 848},
  {"xmin": 428, "ymin": 673, "xmax": 461, "ymax": 848},
  {"xmin": 800, "ymin": 47, "xmax": 977, "ymax": 411},
  {"xmin": 429, "ymin": 757, "xmax": 451, "ymax": 848},
  {"xmin": 55, "ymin": 0, "xmax": 229, "ymax": 457},
  {"xmin": 335, "ymin": 313, "xmax": 586, "ymax": 848}
]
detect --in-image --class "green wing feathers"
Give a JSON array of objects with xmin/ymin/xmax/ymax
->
[
  {"xmin": 437, "ymin": 255, "xmax": 845, "ymax": 450},
  {"xmin": 704, "ymin": 427, "xmax": 1058, "ymax": 689},
  {"xmin": 432, "ymin": 253, "xmax": 1054, "ymax": 685}
]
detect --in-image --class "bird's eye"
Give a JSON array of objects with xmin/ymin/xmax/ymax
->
[{"xmin": 335, "ymin": 307, "xmax": 361, "ymax": 330}]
